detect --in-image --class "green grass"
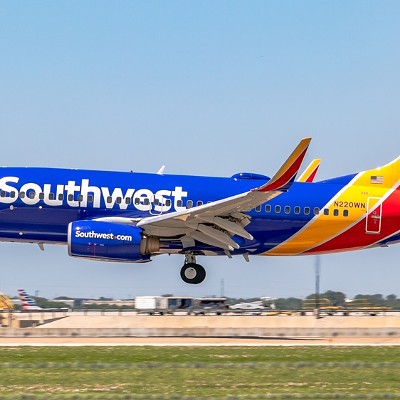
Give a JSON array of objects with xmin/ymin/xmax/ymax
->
[{"xmin": 0, "ymin": 346, "xmax": 400, "ymax": 398}]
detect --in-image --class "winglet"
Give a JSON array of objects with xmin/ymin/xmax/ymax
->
[
  {"xmin": 157, "ymin": 165, "xmax": 166, "ymax": 175},
  {"xmin": 297, "ymin": 158, "xmax": 321, "ymax": 182},
  {"xmin": 255, "ymin": 137, "xmax": 311, "ymax": 192}
]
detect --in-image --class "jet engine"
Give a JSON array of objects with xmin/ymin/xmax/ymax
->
[{"xmin": 68, "ymin": 220, "xmax": 159, "ymax": 262}]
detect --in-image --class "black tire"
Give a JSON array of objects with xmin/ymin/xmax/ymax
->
[{"xmin": 180, "ymin": 263, "xmax": 206, "ymax": 284}]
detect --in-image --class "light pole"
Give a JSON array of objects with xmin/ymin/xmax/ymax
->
[{"xmin": 315, "ymin": 255, "xmax": 321, "ymax": 319}]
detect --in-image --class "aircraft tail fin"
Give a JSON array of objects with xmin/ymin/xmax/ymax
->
[
  {"xmin": 361, "ymin": 156, "xmax": 400, "ymax": 189},
  {"xmin": 18, "ymin": 289, "xmax": 43, "ymax": 311},
  {"xmin": 297, "ymin": 158, "xmax": 321, "ymax": 182},
  {"xmin": 256, "ymin": 137, "xmax": 311, "ymax": 192}
]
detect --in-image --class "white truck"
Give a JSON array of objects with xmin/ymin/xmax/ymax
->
[
  {"xmin": 135, "ymin": 296, "xmax": 193, "ymax": 314},
  {"xmin": 134, "ymin": 296, "xmax": 163, "ymax": 311}
]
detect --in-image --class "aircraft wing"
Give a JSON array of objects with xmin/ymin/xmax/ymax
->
[
  {"xmin": 97, "ymin": 138, "xmax": 311, "ymax": 252},
  {"xmin": 136, "ymin": 138, "xmax": 311, "ymax": 251}
]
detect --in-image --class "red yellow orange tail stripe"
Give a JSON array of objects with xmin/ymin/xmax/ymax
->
[
  {"xmin": 264, "ymin": 155, "xmax": 400, "ymax": 256},
  {"xmin": 297, "ymin": 159, "xmax": 321, "ymax": 183},
  {"xmin": 305, "ymin": 181, "xmax": 400, "ymax": 254}
]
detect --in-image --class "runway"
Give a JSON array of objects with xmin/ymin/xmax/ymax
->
[{"xmin": 2, "ymin": 336, "xmax": 400, "ymax": 346}]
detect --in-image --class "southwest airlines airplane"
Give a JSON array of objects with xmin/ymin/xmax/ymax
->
[{"xmin": 0, "ymin": 138, "xmax": 398, "ymax": 284}]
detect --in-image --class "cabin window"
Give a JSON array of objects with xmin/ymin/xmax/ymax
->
[
  {"xmin": 116, "ymin": 197, "xmax": 122, "ymax": 204},
  {"xmin": 284, "ymin": 206, "xmax": 291, "ymax": 214},
  {"xmin": 1, "ymin": 190, "xmax": 12, "ymax": 197},
  {"xmin": 265, "ymin": 204, "xmax": 271, "ymax": 213},
  {"xmin": 333, "ymin": 209, "xmax": 339, "ymax": 217},
  {"xmin": 186, "ymin": 200, "xmax": 193, "ymax": 209},
  {"xmin": 107, "ymin": 196, "xmax": 112, "ymax": 204},
  {"xmin": 68, "ymin": 194, "xmax": 74, "ymax": 201},
  {"xmin": 313, "ymin": 207, "xmax": 320, "ymax": 215},
  {"xmin": 304, "ymin": 207, "xmax": 310, "ymax": 215},
  {"xmin": 294, "ymin": 206, "xmax": 300, "ymax": 214},
  {"xmin": 88, "ymin": 195, "xmax": 94, "ymax": 203},
  {"xmin": 125, "ymin": 197, "xmax": 131, "ymax": 205},
  {"xmin": 134, "ymin": 198, "xmax": 140, "ymax": 205},
  {"xmin": 255, "ymin": 205, "xmax": 261, "ymax": 212},
  {"xmin": 275, "ymin": 205, "xmax": 281, "ymax": 213},
  {"xmin": 39, "ymin": 193, "xmax": 45, "ymax": 200},
  {"xmin": 154, "ymin": 198, "xmax": 159, "ymax": 206},
  {"xmin": 48, "ymin": 192, "xmax": 55, "ymax": 200},
  {"xmin": 323, "ymin": 208, "xmax": 329, "ymax": 215},
  {"xmin": 343, "ymin": 210, "xmax": 349, "ymax": 217},
  {"xmin": 165, "ymin": 199, "xmax": 171, "ymax": 207},
  {"xmin": 76, "ymin": 194, "xmax": 83, "ymax": 202},
  {"xmin": 58, "ymin": 194, "xmax": 64, "ymax": 201},
  {"xmin": 197, "ymin": 200, "xmax": 203, "ymax": 207},
  {"xmin": 28, "ymin": 191, "xmax": 35, "ymax": 199},
  {"xmin": 20, "ymin": 192, "xmax": 25, "ymax": 199},
  {"xmin": 177, "ymin": 200, "xmax": 183, "ymax": 207},
  {"xmin": 143, "ymin": 198, "xmax": 150, "ymax": 205},
  {"xmin": 1, "ymin": 190, "xmax": 12, "ymax": 198}
]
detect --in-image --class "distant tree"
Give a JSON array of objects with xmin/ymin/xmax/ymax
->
[
  {"xmin": 306, "ymin": 291, "xmax": 345, "ymax": 306},
  {"xmin": 44, "ymin": 301, "xmax": 70, "ymax": 309},
  {"xmin": 354, "ymin": 294, "xmax": 385, "ymax": 306},
  {"xmin": 33, "ymin": 297, "xmax": 69, "ymax": 309},
  {"xmin": 275, "ymin": 297, "xmax": 302, "ymax": 310},
  {"xmin": 32, "ymin": 296, "xmax": 49, "ymax": 308},
  {"xmin": 322, "ymin": 291, "xmax": 346, "ymax": 306},
  {"xmin": 385, "ymin": 294, "xmax": 397, "ymax": 307}
]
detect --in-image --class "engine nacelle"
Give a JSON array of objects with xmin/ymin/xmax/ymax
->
[{"xmin": 68, "ymin": 220, "xmax": 159, "ymax": 262}]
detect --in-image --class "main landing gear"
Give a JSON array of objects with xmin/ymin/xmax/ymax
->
[{"xmin": 180, "ymin": 254, "xmax": 206, "ymax": 284}]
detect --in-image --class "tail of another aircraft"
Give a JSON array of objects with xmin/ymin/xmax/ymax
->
[{"xmin": 18, "ymin": 289, "xmax": 43, "ymax": 311}]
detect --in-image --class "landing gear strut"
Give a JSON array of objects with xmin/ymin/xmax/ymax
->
[{"xmin": 180, "ymin": 254, "xmax": 206, "ymax": 284}]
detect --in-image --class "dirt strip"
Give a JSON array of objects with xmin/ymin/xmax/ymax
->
[{"xmin": 1, "ymin": 336, "xmax": 400, "ymax": 346}]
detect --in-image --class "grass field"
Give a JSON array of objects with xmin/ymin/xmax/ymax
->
[{"xmin": 1, "ymin": 346, "xmax": 400, "ymax": 398}]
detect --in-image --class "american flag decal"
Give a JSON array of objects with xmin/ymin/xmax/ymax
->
[{"xmin": 370, "ymin": 175, "xmax": 383, "ymax": 184}]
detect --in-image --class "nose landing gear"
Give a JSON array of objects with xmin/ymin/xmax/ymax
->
[{"xmin": 180, "ymin": 254, "xmax": 206, "ymax": 284}]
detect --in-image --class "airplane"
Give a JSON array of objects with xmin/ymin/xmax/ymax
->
[
  {"xmin": 229, "ymin": 301, "xmax": 264, "ymax": 310},
  {"xmin": 18, "ymin": 289, "xmax": 43, "ymax": 311},
  {"xmin": 1, "ymin": 137, "xmax": 399, "ymax": 285},
  {"xmin": 17, "ymin": 289, "xmax": 69, "ymax": 312}
]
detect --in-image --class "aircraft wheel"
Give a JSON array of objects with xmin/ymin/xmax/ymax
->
[{"xmin": 180, "ymin": 263, "xmax": 206, "ymax": 284}]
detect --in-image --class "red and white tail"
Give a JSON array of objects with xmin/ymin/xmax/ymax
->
[{"xmin": 18, "ymin": 289, "xmax": 43, "ymax": 311}]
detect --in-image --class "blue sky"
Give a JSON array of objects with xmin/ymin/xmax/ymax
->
[{"xmin": 1, "ymin": 1, "xmax": 400, "ymax": 300}]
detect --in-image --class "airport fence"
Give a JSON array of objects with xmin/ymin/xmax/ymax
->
[{"xmin": 10, "ymin": 307, "xmax": 400, "ymax": 317}]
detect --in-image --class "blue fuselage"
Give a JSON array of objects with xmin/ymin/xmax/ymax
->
[{"xmin": 0, "ymin": 167, "xmax": 355, "ymax": 255}]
